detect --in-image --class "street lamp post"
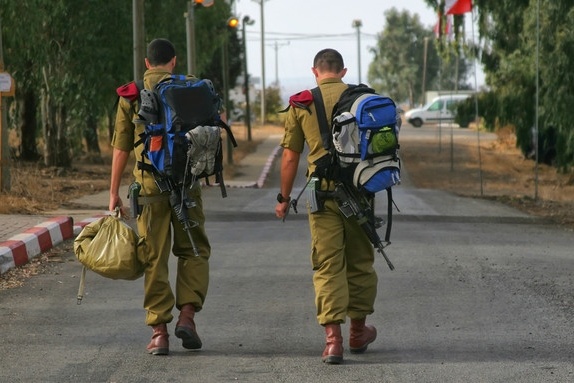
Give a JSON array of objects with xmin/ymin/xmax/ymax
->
[
  {"xmin": 352, "ymin": 19, "xmax": 362, "ymax": 84},
  {"xmin": 224, "ymin": 16, "xmax": 239, "ymax": 165},
  {"xmin": 185, "ymin": 0, "xmax": 214, "ymax": 74},
  {"xmin": 186, "ymin": 1, "xmax": 196, "ymax": 74},
  {"xmin": 133, "ymin": 0, "xmax": 145, "ymax": 79},
  {"xmin": 242, "ymin": 16, "xmax": 255, "ymax": 141}
]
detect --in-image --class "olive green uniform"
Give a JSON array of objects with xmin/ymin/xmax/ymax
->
[
  {"xmin": 112, "ymin": 68, "xmax": 211, "ymax": 326},
  {"xmin": 281, "ymin": 78, "xmax": 378, "ymax": 325}
]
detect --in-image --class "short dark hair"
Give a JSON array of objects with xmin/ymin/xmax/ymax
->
[
  {"xmin": 146, "ymin": 38, "xmax": 176, "ymax": 66},
  {"xmin": 313, "ymin": 49, "xmax": 344, "ymax": 72}
]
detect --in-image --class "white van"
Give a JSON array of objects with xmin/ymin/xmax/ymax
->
[{"xmin": 405, "ymin": 94, "xmax": 470, "ymax": 127}]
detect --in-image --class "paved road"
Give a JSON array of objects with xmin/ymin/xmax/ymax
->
[{"xmin": 0, "ymin": 126, "xmax": 572, "ymax": 382}]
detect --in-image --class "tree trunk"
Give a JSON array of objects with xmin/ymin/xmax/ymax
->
[
  {"xmin": 55, "ymin": 104, "xmax": 71, "ymax": 167},
  {"xmin": 20, "ymin": 89, "xmax": 40, "ymax": 161},
  {"xmin": 41, "ymin": 89, "xmax": 54, "ymax": 166},
  {"xmin": 84, "ymin": 113, "xmax": 101, "ymax": 154}
]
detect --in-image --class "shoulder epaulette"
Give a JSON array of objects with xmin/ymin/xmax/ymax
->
[{"xmin": 278, "ymin": 89, "xmax": 314, "ymax": 113}]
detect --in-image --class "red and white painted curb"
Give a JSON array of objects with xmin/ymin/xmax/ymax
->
[{"xmin": 0, "ymin": 216, "xmax": 74, "ymax": 275}]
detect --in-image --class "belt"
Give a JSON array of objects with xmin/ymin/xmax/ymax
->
[
  {"xmin": 139, "ymin": 194, "xmax": 170, "ymax": 205},
  {"xmin": 315, "ymin": 190, "xmax": 336, "ymax": 200}
]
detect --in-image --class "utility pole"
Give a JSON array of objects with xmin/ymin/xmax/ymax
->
[
  {"xmin": 421, "ymin": 36, "xmax": 429, "ymax": 106},
  {"xmin": 242, "ymin": 16, "xmax": 255, "ymax": 141},
  {"xmin": 253, "ymin": 0, "xmax": 268, "ymax": 126},
  {"xmin": 268, "ymin": 40, "xmax": 289, "ymax": 86},
  {"xmin": 352, "ymin": 19, "xmax": 362, "ymax": 84},
  {"xmin": 133, "ymin": 0, "xmax": 145, "ymax": 79}
]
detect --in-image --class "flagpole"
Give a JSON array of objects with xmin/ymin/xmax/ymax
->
[
  {"xmin": 470, "ymin": 5, "xmax": 483, "ymax": 196},
  {"xmin": 534, "ymin": 0, "xmax": 540, "ymax": 200}
]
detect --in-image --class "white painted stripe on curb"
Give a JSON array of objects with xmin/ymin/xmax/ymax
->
[{"xmin": 0, "ymin": 216, "xmax": 73, "ymax": 275}]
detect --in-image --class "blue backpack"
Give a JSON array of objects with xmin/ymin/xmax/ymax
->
[
  {"xmin": 312, "ymin": 84, "xmax": 401, "ymax": 194},
  {"xmin": 133, "ymin": 75, "xmax": 237, "ymax": 196}
]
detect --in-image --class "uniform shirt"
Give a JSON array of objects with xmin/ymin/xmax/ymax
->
[{"xmin": 281, "ymin": 78, "xmax": 348, "ymax": 177}]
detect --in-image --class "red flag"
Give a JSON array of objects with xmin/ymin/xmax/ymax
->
[{"xmin": 445, "ymin": 0, "xmax": 472, "ymax": 15}]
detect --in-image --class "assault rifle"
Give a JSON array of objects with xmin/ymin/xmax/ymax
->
[{"xmin": 332, "ymin": 182, "xmax": 395, "ymax": 270}]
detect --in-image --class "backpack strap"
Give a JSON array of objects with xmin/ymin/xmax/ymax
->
[{"xmin": 310, "ymin": 87, "xmax": 332, "ymax": 151}]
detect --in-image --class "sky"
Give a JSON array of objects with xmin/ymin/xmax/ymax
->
[{"xmin": 231, "ymin": 0, "xmax": 483, "ymax": 99}]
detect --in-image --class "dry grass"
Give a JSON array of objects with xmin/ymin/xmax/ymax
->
[{"xmin": 0, "ymin": 123, "xmax": 283, "ymax": 215}]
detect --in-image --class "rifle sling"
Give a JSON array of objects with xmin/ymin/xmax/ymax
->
[{"xmin": 385, "ymin": 188, "xmax": 392, "ymax": 243}]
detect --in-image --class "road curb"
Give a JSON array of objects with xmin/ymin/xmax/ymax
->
[
  {"xmin": 0, "ymin": 140, "xmax": 283, "ymax": 276},
  {"xmin": 257, "ymin": 144, "xmax": 281, "ymax": 188},
  {"xmin": 0, "ymin": 216, "xmax": 74, "ymax": 275}
]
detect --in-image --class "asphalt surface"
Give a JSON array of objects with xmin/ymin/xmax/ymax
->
[{"xmin": 1, "ymin": 126, "xmax": 573, "ymax": 382}]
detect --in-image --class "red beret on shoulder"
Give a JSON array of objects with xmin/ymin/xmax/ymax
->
[
  {"xmin": 116, "ymin": 81, "xmax": 140, "ymax": 102},
  {"xmin": 289, "ymin": 90, "xmax": 313, "ymax": 109}
]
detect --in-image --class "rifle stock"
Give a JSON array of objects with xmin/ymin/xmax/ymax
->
[
  {"xmin": 333, "ymin": 183, "xmax": 395, "ymax": 270},
  {"xmin": 169, "ymin": 188, "xmax": 200, "ymax": 257}
]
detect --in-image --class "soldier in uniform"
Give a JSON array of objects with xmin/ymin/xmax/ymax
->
[
  {"xmin": 109, "ymin": 38, "xmax": 210, "ymax": 355},
  {"xmin": 275, "ymin": 48, "xmax": 378, "ymax": 364}
]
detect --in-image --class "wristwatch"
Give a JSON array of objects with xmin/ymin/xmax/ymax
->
[{"xmin": 277, "ymin": 193, "xmax": 290, "ymax": 203}]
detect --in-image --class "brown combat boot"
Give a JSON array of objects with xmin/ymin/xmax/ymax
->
[
  {"xmin": 146, "ymin": 324, "xmax": 169, "ymax": 355},
  {"xmin": 349, "ymin": 318, "xmax": 377, "ymax": 354},
  {"xmin": 321, "ymin": 323, "xmax": 343, "ymax": 364},
  {"xmin": 174, "ymin": 304, "xmax": 202, "ymax": 350}
]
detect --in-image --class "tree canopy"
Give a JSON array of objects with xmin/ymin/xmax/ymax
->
[
  {"xmin": 367, "ymin": 7, "xmax": 471, "ymax": 107},
  {"xmin": 422, "ymin": 0, "xmax": 574, "ymax": 169},
  {"xmin": 0, "ymin": 0, "xmax": 241, "ymax": 166}
]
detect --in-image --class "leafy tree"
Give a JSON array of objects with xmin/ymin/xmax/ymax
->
[
  {"xmin": 0, "ymin": 0, "xmax": 242, "ymax": 167},
  {"xmin": 1, "ymin": 0, "xmax": 48, "ymax": 160},
  {"xmin": 253, "ymin": 85, "xmax": 282, "ymax": 124},
  {"xmin": 469, "ymin": 0, "xmax": 574, "ymax": 169},
  {"xmin": 528, "ymin": 1, "xmax": 574, "ymax": 169},
  {"xmin": 367, "ymin": 7, "xmax": 470, "ymax": 107}
]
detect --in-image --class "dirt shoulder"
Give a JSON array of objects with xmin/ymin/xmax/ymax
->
[{"xmin": 399, "ymin": 124, "xmax": 574, "ymax": 230}]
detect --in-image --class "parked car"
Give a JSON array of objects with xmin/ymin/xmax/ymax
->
[{"xmin": 405, "ymin": 94, "xmax": 470, "ymax": 127}]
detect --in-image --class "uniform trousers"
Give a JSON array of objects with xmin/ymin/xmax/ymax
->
[
  {"xmin": 136, "ymin": 178, "xmax": 211, "ymax": 326},
  {"xmin": 308, "ymin": 198, "xmax": 378, "ymax": 325}
]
